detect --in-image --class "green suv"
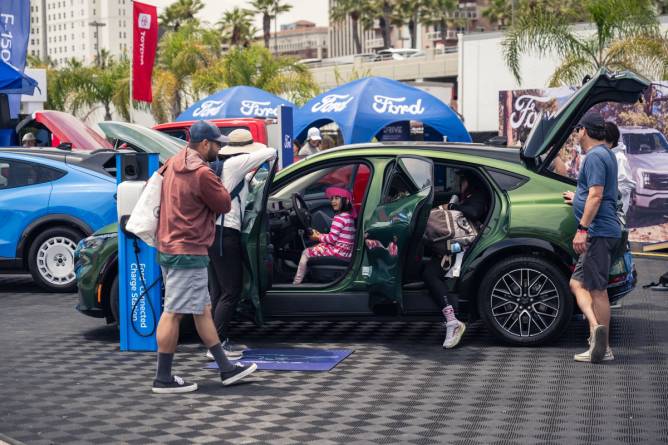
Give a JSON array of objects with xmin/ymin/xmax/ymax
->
[{"xmin": 76, "ymin": 69, "xmax": 641, "ymax": 345}]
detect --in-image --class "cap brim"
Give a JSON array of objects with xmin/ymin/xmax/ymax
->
[{"xmin": 211, "ymin": 134, "xmax": 229, "ymax": 144}]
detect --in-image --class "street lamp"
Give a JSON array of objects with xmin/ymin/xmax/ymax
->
[{"xmin": 89, "ymin": 20, "xmax": 106, "ymax": 66}]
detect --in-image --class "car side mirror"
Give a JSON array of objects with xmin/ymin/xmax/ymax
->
[{"xmin": 57, "ymin": 142, "xmax": 72, "ymax": 151}]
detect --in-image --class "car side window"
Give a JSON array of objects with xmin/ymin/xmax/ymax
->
[
  {"xmin": 0, "ymin": 159, "xmax": 59, "ymax": 190},
  {"xmin": 161, "ymin": 129, "xmax": 188, "ymax": 141},
  {"xmin": 303, "ymin": 164, "xmax": 355, "ymax": 196}
]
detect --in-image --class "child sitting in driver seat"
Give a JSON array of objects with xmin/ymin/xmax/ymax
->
[{"xmin": 293, "ymin": 187, "xmax": 357, "ymax": 285}]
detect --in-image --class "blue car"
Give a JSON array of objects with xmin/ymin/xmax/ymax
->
[{"xmin": 0, "ymin": 148, "xmax": 118, "ymax": 292}]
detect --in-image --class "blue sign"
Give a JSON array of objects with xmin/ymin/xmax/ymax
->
[
  {"xmin": 294, "ymin": 77, "xmax": 471, "ymax": 144},
  {"xmin": 0, "ymin": 0, "xmax": 30, "ymax": 118},
  {"xmin": 176, "ymin": 86, "xmax": 294, "ymax": 121},
  {"xmin": 280, "ymin": 105, "xmax": 293, "ymax": 168},
  {"xmin": 116, "ymin": 153, "xmax": 162, "ymax": 352}
]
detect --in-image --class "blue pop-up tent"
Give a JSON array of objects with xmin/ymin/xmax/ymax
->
[
  {"xmin": 294, "ymin": 77, "xmax": 470, "ymax": 144},
  {"xmin": 176, "ymin": 86, "xmax": 293, "ymax": 121},
  {"xmin": 0, "ymin": 59, "xmax": 37, "ymax": 95}
]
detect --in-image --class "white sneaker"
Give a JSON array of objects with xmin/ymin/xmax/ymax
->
[
  {"xmin": 574, "ymin": 347, "xmax": 615, "ymax": 362},
  {"xmin": 443, "ymin": 320, "xmax": 466, "ymax": 349}
]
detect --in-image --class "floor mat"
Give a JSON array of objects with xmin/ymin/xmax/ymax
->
[{"xmin": 205, "ymin": 348, "xmax": 353, "ymax": 371}]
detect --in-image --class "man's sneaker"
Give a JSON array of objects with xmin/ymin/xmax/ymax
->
[
  {"xmin": 574, "ymin": 347, "xmax": 615, "ymax": 362},
  {"xmin": 590, "ymin": 325, "xmax": 608, "ymax": 363},
  {"xmin": 205, "ymin": 339, "xmax": 245, "ymax": 361},
  {"xmin": 443, "ymin": 320, "xmax": 466, "ymax": 349},
  {"xmin": 152, "ymin": 375, "xmax": 198, "ymax": 394},
  {"xmin": 221, "ymin": 362, "xmax": 258, "ymax": 386}
]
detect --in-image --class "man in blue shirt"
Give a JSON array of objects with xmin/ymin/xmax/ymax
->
[{"xmin": 563, "ymin": 111, "xmax": 621, "ymax": 363}]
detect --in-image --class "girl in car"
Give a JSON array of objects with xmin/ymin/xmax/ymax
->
[{"xmin": 293, "ymin": 187, "xmax": 357, "ymax": 285}]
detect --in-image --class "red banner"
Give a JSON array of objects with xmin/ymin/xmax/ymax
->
[{"xmin": 132, "ymin": 1, "xmax": 158, "ymax": 103}]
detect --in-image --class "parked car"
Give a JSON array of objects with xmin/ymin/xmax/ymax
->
[
  {"xmin": 154, "ymin": 117, "xmax": 271, "ymax": 145},
  {"xmin": 0, "ymin": 148, "xmax": 118, "ymax": 292},
  {"xmin": 98, "ymin": 121, "xmax": 183, "ymax": 163},
  {"xmin": 15, "ymin": 110, "xmax": 112, "ymax": 150},
  {"xmin": 76, "ymin": 69, "xmax": 640, "ymax": 345},
  {"xmin": 618, "ymin": 126, "xmax": 668, "ymax": 213}
]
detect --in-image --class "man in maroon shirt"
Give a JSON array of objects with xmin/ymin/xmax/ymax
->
[{"xmin": 152, "ymin": 121, "xmax": 257, "ymax": 394}]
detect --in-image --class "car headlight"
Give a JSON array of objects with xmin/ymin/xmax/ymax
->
[
  {"xmin": 78, "ymin": 232, "xmax": 117, "ymax": 251},
  {"xmin": 643, "ymin": 172, "xmax": 651, "ymax": 188}
]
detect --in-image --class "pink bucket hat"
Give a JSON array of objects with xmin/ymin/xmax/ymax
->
[{"xmin": 325, "ymin": 186, "xmax": 357, "ymax": 218}]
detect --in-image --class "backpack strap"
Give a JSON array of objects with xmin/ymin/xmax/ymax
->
[{"xmin": 217, "ymin": 159, "xmax": 246, "ymax": 256}]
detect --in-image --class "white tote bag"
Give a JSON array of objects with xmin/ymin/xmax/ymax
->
[{"xmin": 125, "ymin": 171, "xmax": 163, "ymax": 247}]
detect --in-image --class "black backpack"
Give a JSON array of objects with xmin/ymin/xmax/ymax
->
[
  {"xmin": 644, "ymin": 271, "xmax": 668, "ymax": 291},
  {"xmin": 210, "ymin": 159, "xmax": 246, "ymax": 256}
]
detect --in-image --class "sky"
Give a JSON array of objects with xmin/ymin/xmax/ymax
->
[{"xmin": 151, "ymin": 0, "xmax": 329, "ymax": 29}]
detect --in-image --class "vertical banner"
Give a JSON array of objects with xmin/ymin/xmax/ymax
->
[
  {"xmin": 132, "ymin": 1, "xmax": 158, "ymax": 102},
  {"xmin": 279, "ymin": 105, "xmax": 294, "ymax": 168},
  {"xmin": 0, "ymin": 0, "xmax": 30, "ymax": 118}
]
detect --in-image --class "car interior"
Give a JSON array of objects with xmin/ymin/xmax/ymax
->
[{"xmin": 266, "ymin": 162, "xmax": 371, "ymax": 286}]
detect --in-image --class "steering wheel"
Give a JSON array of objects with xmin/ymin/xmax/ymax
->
[{"xmin": 291, "ymin": 193, "xmax": 312, "ymax": 229}]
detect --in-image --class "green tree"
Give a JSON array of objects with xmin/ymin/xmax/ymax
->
[
  {"xmin": 152, "ymin": 23, "xmax": 223, "ymax": 122},
  {"xmin": 159, "ymin": 0, "xmax": 204, "ymax": 32},
  {"xmin": 330, "ymin": 0, "xmax": 374, "ymax": 54},
  {"xmin": 218, "ymin": 7, "xmax": 255, "ymax": 47},
  {"xmin": 250, "ymin": 0, "xmax": 293, "ymax": 51},
  {"xmin": 503, "ymin": 0, "xmax": 668, "ymax": 86}
]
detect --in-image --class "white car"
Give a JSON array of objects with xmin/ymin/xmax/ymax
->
[
  {"xmin": 619, "ymin": 126, "xmax": 668, "ymax": 212},
  {"xmin": 374, "ymin": 49, "xmax": 426, "ymax": 61}
]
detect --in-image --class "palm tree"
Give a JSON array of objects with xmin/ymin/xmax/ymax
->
[
  {"xmin": 250, "ymin": 0, "xmax": 293, "ymax": 51},
  {"xmin": 159, "ymin": 0, "xmax": 204, "ymax": 32},
  {"xmin": 422, "ymin": 0, "xmax": 458, "ymax": 48},
  {"xmin": 482, "ymin": 0, "xmax": 512, "ymax": 30},
  {"xmin": 374, "ymin": 0, "xmax": 395, "ymax": 49},
  {"xmin": 330, "ymin": 0, "xmax": 374, "ymax": 54},
  {"xmin": 503, "ymin": 0, "xmax": 668, "ymax": 86},
  {"xmin": 218, "ymin": 7, "xmax": 255, "ymax": 47},
  {"xmin": 152, "ymin": 23, "xmax": 223, "ymax": 122}
]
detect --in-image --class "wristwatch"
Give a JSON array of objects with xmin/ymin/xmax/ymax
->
[{"xmin": 577, "ymin": 223, "xmax": 589, "ymax": 233}]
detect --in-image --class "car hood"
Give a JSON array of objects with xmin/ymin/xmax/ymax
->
[
  {"xmin": 31, "ymin": 110, "xmax": 112, "ymax": 149},
  {"xmin": 98, "ymin": 121, "xmax": 184, "ymax": 162},
  {"xmin": 627, "ymin": 152, "xmax": 668, "ymax": 173},
  {"xmin": 93, "ymin": 223, "xmax": 118, "ymax": 236}
]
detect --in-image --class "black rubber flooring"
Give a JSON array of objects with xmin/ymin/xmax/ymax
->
[{"xmin": 0, "ymin": 258, "xmax": 667, "ymax": 444}]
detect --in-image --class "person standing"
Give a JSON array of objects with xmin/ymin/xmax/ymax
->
[
  {"xmin": 297, "ymin": 127, "xmax": 322, "ymax": 157},
  {"xmin": 604, "ymin": 122, "xmax": 636, "ymax": 217},
  {"xmin": 22, "ymin": 133, "xmax": 36, "ymax": 147},
  {"xmin": 152, "ymin": 121, "xmax": 257, "ymax": 394},
  {"xmin": 206, "ymin": 129, "xmax": 276, "ymax": 360},
  {"xmin": 564, "ymin": 112, "xmax": 621, "ymax": 364}
]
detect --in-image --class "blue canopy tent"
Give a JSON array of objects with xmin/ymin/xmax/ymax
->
[
  {"xmin": 294, "ymin": 77, "xmax": 471, "ymax": 144},
  {"xmin": 176, "ymin": 86, "xmax": 294, "ymax": 121},
  {"xmin": 0, "ymin": 59, "xmax": 37, "ymax": 95}
]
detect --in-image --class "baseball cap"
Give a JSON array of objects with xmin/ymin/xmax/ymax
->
[
  {"xmin": 189, "ymin": 120, "xmax": 229, "ymax": 144},
  {"xmin": 577, "ymin": 111, "xmax": 605, "ymax": 133},
  {"xmin": 22, "ymin": 133, "xmax": 36, "ymax": 142},
  {"xmin": 307, "ymin": 127, "xmax": 322, "ymax": 141}
]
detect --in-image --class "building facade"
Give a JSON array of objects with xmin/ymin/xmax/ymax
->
[
  {"xmin": 266, "ymin": 20, "xmax": 329, "ymax": 60},
  {"xmin": 28, "ymin": 0, "xmax": 131, "ymax": 66}
]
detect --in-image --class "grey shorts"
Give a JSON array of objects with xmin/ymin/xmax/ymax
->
[
  {"xmin": 161, "ymin": 266, "xmax": 210, "ymax": 314},
  {"xmin": 572, "ymin": 237, "xmax": 618, "ymax": 291}
]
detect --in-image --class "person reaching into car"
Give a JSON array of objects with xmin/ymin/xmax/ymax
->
[
  {"xmin": 421, "ymin": 170, "xmax": 486, "ymax": 349},
  {"xmin": 604, "ymin": 122, "xmax": 636, "ymax": 217},
  {"xmin": 152, "ymin": 121, "xmax": 257, "ymax": 394},
  {"xmin": 206, "ymin": 129, "xmax": 276, "ymax": 362},
  {"xmin": 293, "ymin": 187, "xmax": 356, "ymax": 285}
]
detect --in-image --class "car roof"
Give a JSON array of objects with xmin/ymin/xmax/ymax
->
[
  {"xmin": 317, "ymin": 142, "xmax": 522, "ymax": 165},
  {"xmin": 154, "ymin": 118, "xmax": 267, "ymax": 130},
  {"xmin": 0, "ymin": 147, "xmax": 120, "ymax": 178}
]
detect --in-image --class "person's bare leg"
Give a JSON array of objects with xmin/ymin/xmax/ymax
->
[
  {"xmin": 591, "ymin": 289, "xmax": 611, "ymax": 346},
  {"xmin": 157, "ymin": 312, "xmax": 182, "ymax": 353},
  {"xmin": 193, "ymin": 305, "xmax": 221, "ymax": 348},
  {"xmin": 293, "ymin": 251, "xmax": 310, "ymax": 285},
  {"xmin": 570, "ymin": 279, "xmax": 599, "ymax": 335}
]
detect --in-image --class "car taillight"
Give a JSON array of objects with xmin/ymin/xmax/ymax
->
[{"xmin": 609, "ymin": 274, "xmax": 625, "ymax": 284}]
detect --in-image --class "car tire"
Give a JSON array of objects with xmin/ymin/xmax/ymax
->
[
  {"xmin": 28, "ymin": 227, "xmax": 84, "ymax": 293},
  {"xmin": 109, "ymin": 275, "xmax": 119, "ymax": 326},
  {"xmin": 477, "ymin": 255, "xmax": 573, "ymax": 346}
]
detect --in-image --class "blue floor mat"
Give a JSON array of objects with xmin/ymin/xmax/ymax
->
[{"xmin": 205, "ymin": 348, "xmax": 353, "ymax": 371}]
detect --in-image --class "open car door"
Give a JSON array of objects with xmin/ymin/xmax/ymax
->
[
  {"xmin": 240, "ymin": 158, "xmax": 278, "ymax": 323},
  {"xmin": 363, "ymin": 155, "xmax": 433, "ymax": 311},
  {"xmin": 521, "ymin": 69, "xmax": 650, "ymax": 173}
]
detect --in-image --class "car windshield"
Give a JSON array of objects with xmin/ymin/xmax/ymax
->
[{"xmin": 623, "ymin": 132, "xmax": 668, "ymax": 154}]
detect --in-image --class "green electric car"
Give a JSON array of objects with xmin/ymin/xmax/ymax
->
[{"xmin": 76, "ymin": 69, "xmax": 642, "ymax": 345}]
